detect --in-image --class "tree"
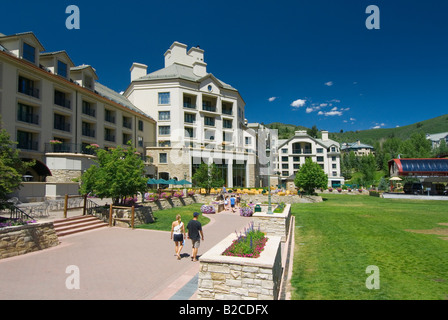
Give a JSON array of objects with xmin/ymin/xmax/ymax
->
[
  {"xmin": 192, "ymin": 163, "xmax": 224, "ymax": 194},
  {"xmin": 398, "ymin": 132, "xmax": 432, "ymax": 158},
  {"xmin": 79, "ymin": 143, "xmax": 147, "ymax": 205},
  {"xmin": 294, "ymin": 158, "xmax": 328, "ymax": 195},
  {"xmin": 434, "ymin": 139, "xmax": 448, "ymax": 157},
  {"xmin": 307, "ymin": 125, "xmax": 319, "ymax": 138},
  {"xmin": 359, "ymin": 154, "xmax": 377, "ymax": 186},
  {"xmin": 0, "ymin": 120, "xmax": 34, "ymax": 203}
]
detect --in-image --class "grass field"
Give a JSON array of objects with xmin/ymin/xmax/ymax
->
[
  {"xmin": 291, "ymin": 194, "xmax": 448, "ymax": 300},
  {"xmin": 135, "ymin": 203, "xmax": 209, "ymax": 232}
]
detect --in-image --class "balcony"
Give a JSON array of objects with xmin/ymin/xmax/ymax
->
[
  {"xmin": 18, "ymin": 140, "xmax": 39, "ymax": 151},
  {"xmin": 54, "ymin": 96, "xmax": 71, "ymax": 109},
  {"xmin": 105, "ymin": 134, "xmax": 115, "ymax": 142},
  {"xmin": 17, "ymin": 112, "xmax": 39, "ymax": 125},
  {"xmin": 292, "ymin": 148, "xmax": 312, "ymax": 154},
  {"xmin": 54, "ymin": 122, "xmax": 71, "ymax": 132},
  {"xmin": 82, "ymin": 128, "xmax": 96, "ymax": 138},
  {"xmin": 45, "ymin": 143, "xmax": 96, "ymax": 155},
  {"xmin": 18, "ymin": 87, "xmax": 40, "ymax": 99}
]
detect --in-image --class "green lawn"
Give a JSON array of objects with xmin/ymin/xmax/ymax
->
[
  {"xmin": 291, "ymin": 194, "xmax": 448, "ymax": 300},
  {"xmin": 135, "ymin": 203, "xmax": 210, "ymax": 231}
]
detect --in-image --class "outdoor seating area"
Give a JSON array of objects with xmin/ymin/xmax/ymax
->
[{"xmin": 2, "ymin": 197, "xmax": 85, "ymax": 219}]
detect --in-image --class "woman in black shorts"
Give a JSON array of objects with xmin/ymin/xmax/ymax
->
[{"xmin": 171, "ymin": 214, "xmax": 186, "ymax": 260}]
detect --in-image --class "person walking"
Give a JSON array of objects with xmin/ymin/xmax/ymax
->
[
  {"xmin": 230, "ymin": 194, "xmax": 236, "ymax": 213},
  {"xmin": 187, "ymin": 212, "xmax": 204, "ymax": 262},
  {"xmin": 171, "ymin": 214, "xmax": 186, "ymax": 260}
]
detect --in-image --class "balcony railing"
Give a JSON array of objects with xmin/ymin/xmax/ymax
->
[
  {"xmin": 19, "ymin": 87, "xmax": 40, "ymax": 99},
  {"xmin": 54, "ymin": 122, "xmax": 71, "ymax": 132},
  {"xmin": 17, "ymin": 112, "xmax": 39, "ymax": 125},
  {"xmin": 105, "ymin": 134, "xmax": 115, "ymax": 142},
  {"xmin": 18, "ymin": 140, "xmax": 39, "ymax": 151},
  {"xmin": 82, "ymin": 128, "xmax": 96, "ymax": 138},
  {"xmin": 44, "ymin": 143, "xmax": 96, "ymax": 155},
  {"xmin": 292, "ymin": 149, "xmax": 312, "ymax": 154},
  {"xmin": 54, "ymin": 97, "xmax": 71, "ymax": 109}
]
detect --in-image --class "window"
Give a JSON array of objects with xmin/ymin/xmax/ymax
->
[
  {"xmin": 17, "ymin": 130, "xmax": 38, "ymax": 151},
  {"xmin": 332, "ymin": 164, "xmax": 337, "ymax": 169},
  {"xmin": 105, "ymin": 109, "xmax": 115, "ymax": 123},
  {"xmin": 282, "ymin": 148, "xmax": 288, "ymax": 154},
  {"xmin": 282, "ymin": 164, "xmax": 289, "ymax": 169},
  {"xmin": 82, "ymin": 101, "xmax": 96, "ymax": 117},
  {"xmin": 159, "ymin": 126, "xmax": 170, "ymax": 136},
  {"xmin": 223, "ymin": 119, "xmax": 232, "ymax": 129},
  {"xmin": 18, "ymin": 76, "xmax": 39, "ymax": 98},
  {"xmin": 293, "ymin": 157, "xmax": 300, "ymax": 162},
  {"xmin": 332, "ymin": 156, "xmax": 336, "ymax": 161},
  {"xmin": 183, "ymin": 95, "xmax": 195, "ymax": 109},
  {"xmin": 159, "ymin": 111, "xmax": 171, "ymax": 121},
  {"xmin": 123, "ymin": 133, "xmax": 132, "ymax": 145},
  {"xmin": 57, "ymin": 60, "xmax": 68, "ymax": 78},
  {"xmin": 104, "ymin": 128, "xmax": 115, "ymax": 142},
  {"xmin": 138, "ymin": 120, "xmax": 144, "ymax": 131},
  {"xmin": 333, "ymin": 171, "xmax": 337, "ymax": 177},
  {"xmin": 317, "ymin": 148, "xmax": 324, "ymax": 154},
  {"xmin": 138, "ymin": 136, "xmax": 144, "ymax": 147},
  {"xmin": 204, "ymin": 116, "xmax": 215, "ymax": 127},
  {"xmin": 185, "ymin": 127, "xmax": 194, "ymax": 138},
  {"xmin": 54, "ymin": 114, "xmax": 70, "ymax": 132},
  {"xmin": 282, "ymin": 156, "xmax": 288, "ymax": 162},
  {"xmin": 245, "ymin": 137, "xmax": 251, "ymax": 145},
  {"xmin": 331, "ymin": 147, "xmax": 336, "ymax": 152},
  {"xmin": 82, "ymin": 122, "xmax": 95, "ymax": 138},
  {"xmin": 282, "ymin": 171, "xmax": 289, "ymax": 177},
  {"xmin": 293, "ymin": 164, "xmax": 300, "ymax": 169},
  {"xmin": 158, "ymin": 92, "xmax": 170, "ymax": 105},
  {"xmin": 159, "ymin": 153, "xmax": 168, "ymax": 164},
  {"xmin": 54, "ymin": 90, "xmax": 70, "ymax": 109},
  {"xmin": 184, "ymin": 113, "xmax": 196, "ymax": 124},
  {"xmin": 23, "ymin": 43, "xmax": 36, "ymax": 63},
  {"xmin": 317, "ymin": 156, "xmax": 324, "ymax": 162},
  {"xmin": 123, "ymin": 116, "xmax": 132, "ymax": 129},
  {"xmin": 222, "ymin": 102, "xmax": 233, "ymax": 115},
  {"xmin": 17, "ymin": 103, "xmax": 38, "ymax": 125}
]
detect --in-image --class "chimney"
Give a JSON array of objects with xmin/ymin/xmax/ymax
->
[
  {"xmin": 321, "ymin": 131, "xmax": 329, "ymax": 141},
  {"xmin": 130, "ymin": 63, "xmax": 148, "ymax": 82}
]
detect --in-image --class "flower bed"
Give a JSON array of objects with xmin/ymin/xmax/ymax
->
[
  {"xmin": 222, "ymin": 223, "xmax": 267, "ymax": 258},
  {"xmin": 201, "ymin": 205, "xmax": 216, "ymax": 214},
  {"xmin": 0, "ymin": 217, "xmax": 37, "ymax": 229}
]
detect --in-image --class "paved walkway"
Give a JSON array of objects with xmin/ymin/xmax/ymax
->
[{"xmin": 0, "ymin": 206, "xmax": 268, "ymax": 300}]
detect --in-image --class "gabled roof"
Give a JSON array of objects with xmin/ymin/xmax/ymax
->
[
  {"xmin": 40, "ymin": 50, "xmax": 75, "ymax": 68},
  {"xmin": 342, "ymin": 142, "xmax": 374, "ymax": 150},
  {"xmin": 132, "ymin": 63, "xmax": 237, "ymax": 91},
  {"xmin": 278, "ymin": 134, "xmax": 340, "ymax": 149},
  {"xmin": 0, "ymin": 31, "xmax": 45, "ymax": 51},
  {"xmin": 94, "ymin": 82, "xmax": 154, "ymax": 121},
  {"xmin": 71, "ymin": 64, "xmax": 99, "ymax": 80},
  {"xmin": 426, "ymin": 132, "xmax": 448, "ymax": 141}
]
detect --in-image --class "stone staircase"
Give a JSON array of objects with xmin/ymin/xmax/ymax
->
[{"xmin": 53, "ymin": 215, "xmax": 108, "ymax": 237}]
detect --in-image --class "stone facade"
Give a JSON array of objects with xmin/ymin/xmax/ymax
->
[
  {"xmin": 198, "ymin": 234, "xmax": 283, "ymax": 300},
  {"xmin": 252, "ymin": 204, "xmax": 291, "ymax": 242},
  {"xmin": 0, "ymin": 222, "xmax": 59, "ymax": 260}
]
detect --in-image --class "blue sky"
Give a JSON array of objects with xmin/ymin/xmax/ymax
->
[{"xmin": 2, "ymin": 0, "xmax": 447, "ymax": 132}]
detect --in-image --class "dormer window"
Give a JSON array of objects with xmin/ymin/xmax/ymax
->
[
  {"xmin": 57, "ymin": 60, "xmax": 68, "ymax": 78},
  {"xmin": 23, "ymin": 43, "xmax": 36, "ymax": 63}
]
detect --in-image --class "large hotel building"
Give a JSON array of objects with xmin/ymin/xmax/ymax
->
[{"xmin": 0, "ymin": 31, "xmax": 341, "ymax": 200}]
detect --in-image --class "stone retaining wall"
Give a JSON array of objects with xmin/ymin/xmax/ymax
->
[
  {"xmin": 0, "ymin": 222, "xmax": 59, "ymax": 260},
  {"xmin": 198, "ymin": 234, "xmax": 283, "ymax": 300}
]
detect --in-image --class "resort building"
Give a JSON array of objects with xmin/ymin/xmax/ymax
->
[
  {"xmin": 341, "ymin": 140, "xmax": 374, "ymax": 156},
  {"xmin": 0, "ymin": 32, "xmax": 156, "ymax": 199},
  {"xmin": 426, "ymin": 132, "xmax": 448, "ymax": 149},
  {"xmin": 276, "ymin": 130, "xmax": 345, "ymax": 188},
  {"xmin": 124, "ymin": 42, "xmax": 268, "ymax": 188}
]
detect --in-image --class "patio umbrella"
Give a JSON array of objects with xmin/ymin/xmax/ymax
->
[
  {"xmin": 389, "ymin": 177, "xmax": 402, "ymax": 181},
  {"xmin": 177, "ymin": 179, "xmax": 192, "ymax": 186},
  {"xmin": 147, "ymin": 178, "xmax": 158, "ymax": 184},
  {"xmin": 166, "ymin": 179, "xmax": 178, "ymax": 185},
  {"xmin": 155, "ymin": 179, "xmax": 168, "ymax": 184}
]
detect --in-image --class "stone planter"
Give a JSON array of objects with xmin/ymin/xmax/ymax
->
[
  {"xmin": 198, "ymin": 234, "xmax": 282, "ymax": 300},
  {"xmin": 251, "ymin": 204, "xmax": 291, "ymax": 242}
]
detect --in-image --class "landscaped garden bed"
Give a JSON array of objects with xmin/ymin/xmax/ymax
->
[{"xmin": 222, "ymin": 222, "xmax": 268, "ymax": 258}]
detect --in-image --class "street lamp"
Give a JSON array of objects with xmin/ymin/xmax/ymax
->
[{"xmin": 266, "ymin": 148, "xmax": 273, "ymax": 214}]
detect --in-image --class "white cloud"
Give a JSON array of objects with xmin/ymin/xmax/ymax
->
[
  {"xmin": 372, "ymin": 122, "xmax": 386, "ymax": 129},
  {"xmin": 318, "ymin": 110, "xmax": 343, "ymax": 116},
  {"xmin": 350, "ymin": 118, "xmax": 356, "ymax": 121},
  {"xmin": 291, "ymin": 99, "xmax": 307, "ymax": 108},
  {"xmin": 268, "ymin": 97, "xmax": 277, "ymax": 102},
  {"xmin": 306, "ymin": 107, "xmax": 314, "ymax": 114},
  {"xmin": 325, "ymin": 81, "xmax": 333, "ymax": 87}
]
